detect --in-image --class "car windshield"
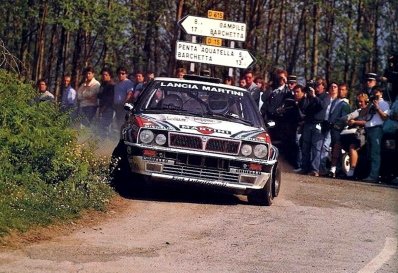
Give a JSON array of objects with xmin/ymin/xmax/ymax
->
[{"xmin": 136, "ymin": 78, "xmax": 264, "ymax": 127}]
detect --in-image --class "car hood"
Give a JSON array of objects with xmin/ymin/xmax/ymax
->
[{"xmin": 135, "ymin": 113, "xmax": 269, "ymax": 141}]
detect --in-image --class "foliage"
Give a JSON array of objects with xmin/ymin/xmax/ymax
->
[
  {"xmin": 0, "ymin": 0, "xmax": 396, "ymax": 93},
  {"xmin": 0, "ymin": 69, "xmax": 113, "ymax": 238}
]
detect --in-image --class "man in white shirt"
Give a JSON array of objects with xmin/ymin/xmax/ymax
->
[{"xmin": 362, "ymin": 87, "xmax": 390, "ymax": 182}]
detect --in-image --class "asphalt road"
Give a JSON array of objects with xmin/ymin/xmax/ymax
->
[{"xmin": 0, "ymin": 168, "xmax": 397, "ymax": 273}]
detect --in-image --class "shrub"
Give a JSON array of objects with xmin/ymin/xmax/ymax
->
[{"xmin": 0, "ymin": 69, "xmax": 113, "ymax": 238}]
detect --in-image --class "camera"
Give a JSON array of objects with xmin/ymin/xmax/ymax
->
[
  {"xmin": 304, "ymin": 79, "xmax": 316, "ymax": 94},
  {"xmin": 369, "ymin": 94, "xmax": 380, "ymax": 102}
]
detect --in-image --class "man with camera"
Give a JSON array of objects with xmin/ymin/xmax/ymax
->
[
  {"xmin": 361, "ymin": 87, "xmax": 390, "ymax": 182},
  {"xmin": 299, "ymin": 77, "xmax": 330, "ymax": 176}
]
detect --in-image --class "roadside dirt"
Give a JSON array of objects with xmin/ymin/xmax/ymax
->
[{"xmin": 0, "ymin": 195, "xmax": 130, "ymax": 250}]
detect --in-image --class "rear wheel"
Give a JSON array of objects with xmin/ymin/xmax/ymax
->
[{"xmin": 247, "ymin": 179, "xmax": 273, "ymax": 206}]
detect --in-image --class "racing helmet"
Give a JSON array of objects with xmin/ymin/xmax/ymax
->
[{"xmin": 208, "ymin": 92, "xmax": 229, "ymax": 114}]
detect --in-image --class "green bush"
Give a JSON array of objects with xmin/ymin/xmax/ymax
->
[{"xmin": 0, "ymin": 69, "xmax": 113, "ymax": 238}]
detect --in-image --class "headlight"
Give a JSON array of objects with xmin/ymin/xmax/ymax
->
[
  {"xmin": 155, "ymin": 134, "xmax": 167, "ymax": 145},
  {"xmin": 253, "ymin": 144, "xmax": 268, "ymax": 158},
  {"xmin": 241, "ymin": 144, "xmax": 252, "ymax": 156},
  {"xmin": 139, "ymin": 130, "xmax": 154, "ymax": 144}
]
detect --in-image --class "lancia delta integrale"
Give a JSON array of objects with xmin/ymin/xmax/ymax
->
[{"xmin": 110, "ymin": 75, "xmax": 281, "ymax": 205}]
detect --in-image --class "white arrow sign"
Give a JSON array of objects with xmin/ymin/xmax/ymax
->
[
  {"xmin": 179, "ymin": 16, "xmax": 246, "ymax": 42},
  {"xmin": 175, "ymin": 41, "xmax": 255, "ymax": 69}
]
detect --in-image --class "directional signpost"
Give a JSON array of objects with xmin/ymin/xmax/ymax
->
[
  {"xmin": 179, "ymin": 15, "xmax": 247, "ymax": 42},
  {"xmin": 176, "ymin": 12, "xmax": 255, "ymax": 70},
  {"xmin": 176, "ymin": 41, "xmax": 255, "ymax": 69}
]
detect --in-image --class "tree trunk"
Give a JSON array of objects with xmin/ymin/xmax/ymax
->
[
  {"xmin": 34, "ymin": 2, "xmax": 48, "ymax": 81},
  {"xmin": 349, "ymin": 0, "xmax": 363, "ymax": 87},
  {"xmin": 288, "ymin": 5, "xmax": 306, "ymax": 74},
  {"xmin": 274, "ymin": 0, "xmax": 284, "ymax": 65},
  {"xmin": 372, "ymin": 1, "xmax": 379, "ymax": 72},
  {"xmin": 324, "ymin": 0, "xmax": 336, "ymax": 84},
  {"xmin": 311, "ymin": 3, "xmax": 319, "ymax": 78},
  {"xmin": 168, "ymin": 0, "xmax": 184, "ymax": 76}
]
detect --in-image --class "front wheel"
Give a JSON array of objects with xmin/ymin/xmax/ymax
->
[
  {"xmin": 272, "ymin": 164, "xmax": 281, "ymax": 197},
  {"xmin": 109, "ymin": 141, "xmax": 132, "ymax": 189},
  {"xmin": 247, "ymin": 179, "xmax": 273, "ymax": 206}
]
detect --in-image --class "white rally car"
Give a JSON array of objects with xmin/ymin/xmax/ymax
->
[{"xmin": 110, "ymin": 75, "xmax": 280, "ymax": 205}]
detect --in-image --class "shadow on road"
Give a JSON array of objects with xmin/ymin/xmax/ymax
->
[{"xmin": 113, "ymin": 179, "xmax": 246, "ymax": 206}]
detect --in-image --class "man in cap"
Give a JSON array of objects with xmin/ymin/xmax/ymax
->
[
  {"xmin": 287, "ymin": 75, "xmax": 298, "ymax": 95},
  {"xmin": 362, "ymin": 72, "xmax": 378, "ymax": 97}
]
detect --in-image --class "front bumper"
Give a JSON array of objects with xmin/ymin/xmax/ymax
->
[{"xmin": 125, "ymin": 141, "xmax": 278, "ymax": 192}]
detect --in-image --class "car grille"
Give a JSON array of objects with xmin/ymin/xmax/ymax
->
[
  {"xmin": 169, "ymin": 133, "xmax": 203, "ymax": 149},
  {"xmin": 206, "ymin": 138, "xmax": 240, "ymax": 154},
  {"xmin": 162, "ymin": 164, "xmax": 240, "ymax": 184},
  {"xmin": 169, "ymin": 133, "xmax": 240, "ymax": 155}
]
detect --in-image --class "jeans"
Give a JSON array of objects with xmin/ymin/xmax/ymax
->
[
  {"xmin": 365, "ymin": 126, "xmax": 383, "ymax": 179},
  {"xmin": 80, "ymin": 106, "xmax": 97, "ymax": 127},
  {"xmin": 302, "ymin": 123, "xmax": 324, "ymax": 173}
]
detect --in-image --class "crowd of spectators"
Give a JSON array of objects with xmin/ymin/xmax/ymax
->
[
  {"xmin": 236, "ymin": 68, "xmax": 397, "ymax": 184},
  {"xmin": 34, "ymin": 63, "xmax": 398, "ymax": 183}
]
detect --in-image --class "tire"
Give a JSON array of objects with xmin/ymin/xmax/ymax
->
[
  {"xmin": 109, "ymin": 141, "xmax": 132, "ymax": 189},
  {"xmin": 247, "ymin": 178, "xmax": 273, "ymax": 206},
  {"xmin": 341, "ymin": 152, "xmax": 351, "ymax": 176},
  {"xmin": 272, "ymin": 164, "xmax": 281, "ymax": 197}
]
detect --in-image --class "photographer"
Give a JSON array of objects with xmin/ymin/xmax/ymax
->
[
  {"xmin": 292, "ymin": 84, "xmax": 318, "ymax": 171},
  {"xmin": 362, "ymin": 87, "xmax": 390, "ymax": 182},
  {"xmin": 298, "ymin": 79, "xmax": 329, "ymax": 176}
]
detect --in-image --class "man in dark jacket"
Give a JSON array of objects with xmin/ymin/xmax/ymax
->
[
  {"xmin": 300, "ymin": 77, "xmax": 330, "ymax": 176},
  {"xmin": 98, "ymin": 67, "xmax": 115, "ymax": 138}
]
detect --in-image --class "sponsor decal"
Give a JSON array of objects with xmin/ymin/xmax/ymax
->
[
  {"xmin": 191, "ymin": 117, "xmax": 220, "ymax": 124},
  {"xmin": 142, "ymin": 156, "xmax": 170, "ymax": 163},
  {"xmin": 159, "ymin": 81, "xmax": 244, "ymax": 96},
  {"xmin": 201, "ymin": 86, "xmax": 243, "ymax": 96},
  {"xmin": 143, "ymin": 124, "xmax": 166, "ymax": 129},
  {"xmin": 173, "ymin": 176, "xmax": 228, "ymax": 187},
  {"xmin": 180, "ymin": 124, "xmax": 231, "ymax": 135},
  {"xmin": 160, "ymin": 82, "xmax": 199, "ymax": 89},
  {"xmin": 164, "ymin": 115, "xmax": 187, "ymax": 122},
  {"xmin": 230, "ymin": 168, "xmax": 261, "ymax": 175}
]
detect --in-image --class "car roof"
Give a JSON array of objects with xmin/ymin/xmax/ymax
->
[{"xmin": 153, "ymin": 77, "xmax": 249, "ymax": 94}]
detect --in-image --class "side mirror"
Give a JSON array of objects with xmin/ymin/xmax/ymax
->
[
  {"xmin": 124, "ymin": 103, "xmax": 134, "ymax": 112},
  {"xmin": 266, "ymin": 120, "xmax": 275, "ymax": 128}
]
